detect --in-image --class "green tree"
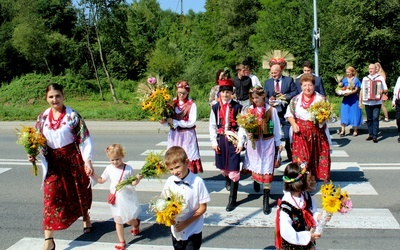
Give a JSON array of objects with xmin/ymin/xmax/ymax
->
[
  {"xmin": 321, "ymin": 0, "xmax": 400, "ymax": 86},
  {"xmin": 127, "ymin": 0, "xmax": 162, "ymax": 79}
]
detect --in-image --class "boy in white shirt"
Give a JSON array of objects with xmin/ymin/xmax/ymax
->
[{"xmin": 162, "ymin": 146, "xmax": 211, "ymax": 250}]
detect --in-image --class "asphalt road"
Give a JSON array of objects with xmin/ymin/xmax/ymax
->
[{"xmin": 1, "ymin": 120, "xmax": 400, "ymax": 249}]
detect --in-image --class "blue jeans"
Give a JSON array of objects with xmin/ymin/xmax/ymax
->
[{"xmin": 365, "ymin": 104, "xmax": 381, "ymax": 138}]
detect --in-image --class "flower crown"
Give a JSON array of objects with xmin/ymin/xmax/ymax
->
[
  {"xmin": 282, "ymin": 162, "xmax": 307, "ymax": 183},
  {"xmin": 176, "ymin": 81, "xmax": 190, "ymax": 91},
  {"xmin": 250, "ymin": 86, "xmax": 264, "ymax": 94}
]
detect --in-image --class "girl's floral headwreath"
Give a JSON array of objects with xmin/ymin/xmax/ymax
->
[
  {"xmin": 282, "ymin": 162, "xmax": 307, "ymax": 183},
  {"xmin": 250, "ymin": 86, "xmax": 265, "ymax": 95},
  {"xmin": 176, "ymin": 81, "xmax": 190, "ymax": 91}
]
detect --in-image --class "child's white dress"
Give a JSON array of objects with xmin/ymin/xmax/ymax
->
[{"xmin": 101, "ymin": 164, "xmax": 141, "ymax": 224}]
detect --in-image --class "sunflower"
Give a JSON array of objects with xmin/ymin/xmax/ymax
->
[
  {"xmin": 150, "ymin": 189, "xmax": 186, "ymax": 227},
  {"xmin": 322, "ymin": 195, "xmax": 342, "ymax": 213},
  {"xmin": 320, "ymin": 182, "xmax": 334, "ymax": 196},
  {"xmin": 341, "ymin": 190, "xmax": 349, "ymax": 200}
]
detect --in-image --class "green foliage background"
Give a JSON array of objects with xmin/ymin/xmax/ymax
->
[{"xmin": 0, "ymin": 0, "xmax": 399, "ymax": 121}]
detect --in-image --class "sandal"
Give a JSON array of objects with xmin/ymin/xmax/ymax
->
[
  {"xmin": 115, "ymin": 241, "xmax": 126, "ymax": 250},
  {"xmin": 83, "ymin": 217, "xmax": 92, "ymax": 234},
  {"xmin": 353, "ymin": 132, "xmax": 358, "ymax": 137},
  {"xmin": 384, "ymin": 117, "xmax": 390, "ymax": 122},
  {"xmin": 130, "ymin": 218, "xmax": 141, "ymax": 236},
  {"xmin": 339, "ymin": 132, "xmax": 345, "ymax": 137},
  {"xmin": 44, "ymin": 237, "xmax": 56, "ymax": 250}
]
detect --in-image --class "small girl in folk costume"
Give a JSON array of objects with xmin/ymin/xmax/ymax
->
[
  {"xmin": 242, "ymin": 86, "xmax": 283, "ymax": 215},
  {"xmin": 275, "ymin": 162, "xmax": 325, "ymax": 250},
  {"xmin": 209, "ymin": 72, "xmax": 246, "ymax": 212},
  {"xmin": 161, "ymin": 80, "xmax": 203, "ymax": 173},
  {"xmin": 91, "ymin": 144, "xmax": 142, "ymax": 250}
]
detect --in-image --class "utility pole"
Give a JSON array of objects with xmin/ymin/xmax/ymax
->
[
  {"xmin": 181, "ymin": 0, "xmax": 184, "ymax": 15},
  {"xmin": 312, "ymin": 0, "xmax": 320, "ymax": 76}
]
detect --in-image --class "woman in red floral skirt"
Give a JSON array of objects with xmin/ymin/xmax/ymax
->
[
  {"xmin": 284, "ymin": 74, "xmax": 332, "ymax": 182},
  {"xmin": 27, "ymin": 83, "xmax": 94, "ymax": 250}
]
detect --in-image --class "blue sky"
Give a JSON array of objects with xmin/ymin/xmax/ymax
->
[{"xmin": 158, "ymin": 0, "xmax": 206, "ymax": 14}]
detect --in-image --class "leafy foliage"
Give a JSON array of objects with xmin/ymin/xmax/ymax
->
[{"xmin": 1, "ymin": 0, "xmax": 400, "ymax": 120}]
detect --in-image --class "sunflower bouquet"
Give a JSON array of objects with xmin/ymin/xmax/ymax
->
[
  {"xmin": 308, "ymin": 100, "xmax": 334, "ymax": 127},
  {"xmin": 142, "ymin": 87, "xmax": 174, "ymax": 123},
  {"xmin": 315, "ymin": 181, "xmax": 353, "ymax": 234},
  {"xmin": 237, "ymin": 110, "xmax": 259, "ymax": 149},
  {"xmin": 149, "ymin": 189, "xmax": 188, "ymax": 227},
  {"xmin": 16, "ymin": 125, "xmax": 46, "ymax": 176},
  {"xmin": 116, "ymin": 151, "xmax": 169, "ymax": 191},
  {"xmin": 138, "ymin": 76, "xmax": 174, "ymax": 127}
]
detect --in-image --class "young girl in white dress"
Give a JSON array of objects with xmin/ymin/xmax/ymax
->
[
  {"xmin": 242, "ymin": 86, "xmax": 282, "ymax": 215},
  {"xmin": 91, "ymin": 144, "xmax": 142, "ymax": 250}
]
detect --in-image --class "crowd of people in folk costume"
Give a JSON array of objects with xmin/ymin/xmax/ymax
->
[{"xmin": 27, "ymin": 59, "xmax": 396, "ymax": 250}]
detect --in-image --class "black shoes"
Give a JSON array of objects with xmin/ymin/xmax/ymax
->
[
  {"xmin": 253, "ymin": 181, "xmax": 260, "ymax": 192},
  {"xmin": 398, "ymin": 136, "xmax": 400, "ymax": 143},
  {"xmin": 263, "ymin": 189, "xmax": 271, "ymax": 215},
  {"xmin": 44, "ymin": 238, "xmax": 55, "ymax": 250},
  {"xmin": 366, "ymin": 136, "xmax": 378, "ymax": 143}
]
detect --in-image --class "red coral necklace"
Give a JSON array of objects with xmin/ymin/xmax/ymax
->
[
  {"xmin": 49, "ymin": 106, "xmax": 66, "ymax": 130},
  {"xmin": 301, "ymin": 93, "xmax": 316, "ymax": 109}
]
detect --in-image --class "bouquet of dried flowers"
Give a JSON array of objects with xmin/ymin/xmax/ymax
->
[
  {"xmin": 149, "ymin": 189, "xmax": 188, "ymax": 227},
  {"xmin": 237, "ymin": 110, "xmax": 259, "ymax": 149},
  {"xmin": 116, "ymin": 151, "xmax": 168, "ymax": 191},
  {"xmin": 315, "ymin": 181, "xmax": 353, "ymax": 234},
  {"xmin": 308, "ymin": 100, "xmax": 334, "ymax": 127},
  {"xmin": 16, "ymin": 125, "xmax": 46, "ymax": 176}
]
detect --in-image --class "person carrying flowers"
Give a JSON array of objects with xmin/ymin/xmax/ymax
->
[
  {"xmin": 161, "ymin": 146, "xmax": 210, "ymax": 250},
  {"xmin": 160, "ymin": 80, "xmax": 203, "ymax": 173},
  {"xmin": 240, "ymin": 86, "xmax": 282, "ymax": 215},
  {"xmin": 285, "ymin": 74, "xmax": 332, "ymax": 182},
  {"xmin": 275, "ymin": 162, "xmax": 328, "ymax": 250},
  {"xmin": 209, "ymin": 69, "xmax": 246, "ymax": 212},
  {"xmin": 27, "ymin": 83, "xmax": 94, "ymax": 250},
  {"xmin": 90, "ymin": 144, "xmax": 142, "ymax": 250}
]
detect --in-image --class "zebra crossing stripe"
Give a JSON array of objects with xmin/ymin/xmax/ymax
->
[
  {"xmin": 140, "ymin": 149, "xmax": 349, "ymax": 157},
  {"xmin": 87, "ymin": 202, "xmax": 399, "ymax": 230},
  {"xmin": 92, "ymin": 161, "xmax": 362, "ymax": 172},
  {"xmin": 0, "ymin": 168, "xmax": 11, "ymax": 174},
  {"xmin": 6, "ymin": 237, "xmax": 253, "ymax": 250},
  {"xmin": 92, "ymin": 179, "xmax": 377, "ymax": 195},
  {"xmin": 156, "ymin": 140, "xmax": 340, "ymax": 147}
]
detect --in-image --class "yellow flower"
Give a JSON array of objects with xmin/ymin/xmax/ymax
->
[
  {"xmin": 309, "ymin": 100, "xmax": 333, "ymax": 124},
  {"xmin": 341, "ymin": 190, "xmax": 349, "ymax": 200},
  {"xmin": 16, "ymin": 125, "xmax": 47, "ymax": 176},
  {"xmin": 150, "ymin": 189, "xmax": 186, "ymax": 227},
  {"xmin": 142, "ymin": 87, "xmax": 174, "ymax": 121},
  {"xmin": 322, "ymin": 195, "xmax": 342, "ymax": 213},
  {"xmin": 320, "ymin": 182, "xmax": 334, "ymax": 196},
  {"xmin": 322, "ymin": 196, "xmax": 342, "ymax": 213}
]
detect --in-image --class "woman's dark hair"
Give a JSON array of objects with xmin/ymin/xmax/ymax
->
[
  {"xmin": 46, "ymin": 83, "xmax": 64, "ymax": 96},
  {"xmin": 283, "ymin": 163, "xmax": 308, "ymax": 192}
]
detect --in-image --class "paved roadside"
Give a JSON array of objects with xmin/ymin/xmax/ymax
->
[{"xmin": 0, "ymin": 119, "xmax": 397, "ymax": 134}]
